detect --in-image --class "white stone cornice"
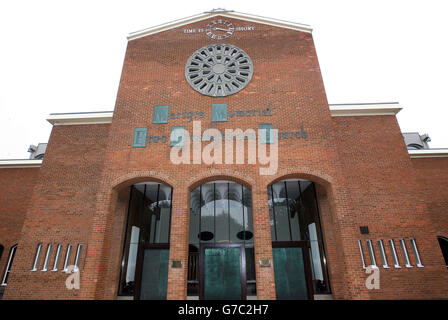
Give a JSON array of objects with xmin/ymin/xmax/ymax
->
[
  {"xmin": 47, "ymin": 112, "xmax": 113, "ymax": 126},
  {"xmin": 0, "ymin": 160, "xmax": 42, "ymax": 168},
  {"xmin": 409, "ymin": 149, "xmax": 448, "ymax": 158},
  {"xmin": 46, "ymin": 103, "xmax": 404, "ymax": 126},
  {"xmin": 329, "ymin": 103, "xmax": 402, "ymax": 117},
  {"xmin": 127, "ymin": 11, "xmax": 312, "ymax": 41}
]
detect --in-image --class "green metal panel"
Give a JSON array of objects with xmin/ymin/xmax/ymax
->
[
  {"xmin": 132, "ymin": 127, "xmax": 147, "ymax": 148},
  {"xmin": 212, "ymin": 104, "xmax": 228, "ymax": 122},
  {"xmin": 170, "ymin": 126, "xmax": 185, "ymax": 147},
  {"xmin": 204, "ymin": 248, "xmax": 241, "ymax": 300},
  {"xmin": 259, "ymin": 123, "xmax": 274, "ymax": 144},
  {"xmin": 139, "ymin": 249, "xmax": 169, "ymax": 300},
  {"xmin": 153, "ymin": 105, "xmax": 169, "ymax": 124},
  {"xmin": 272, "ymin": 247, "xmax": 308, "ymax": 300}
]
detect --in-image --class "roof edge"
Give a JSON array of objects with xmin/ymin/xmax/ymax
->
[
  {"xmin": 329, "ymin": 103, "xmax": 402, "ymax": 117},
  {"xmin": 127, "ymin": 11, "xmax": 312, "ymax": 41},
  {"xmin": 47, "ymin": 103, "xmax": 404, "ymax": 125},
  {"xmin": 0, "ymin": 159, "xmax": 43, "ymax": 169},
  {"xmin": 409, "ymin": 149, "xmax": 448, "ymax": 159},
  {"xmin": 47, "ymin": 111, "xmax": 113, "ymax": 126}
]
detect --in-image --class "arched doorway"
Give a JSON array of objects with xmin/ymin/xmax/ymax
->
[
  {"xmin": 117, "ymin": 182, "xmax": 173, "ymax": 300},
  {"xmin": 188, "ymin": 180, "xmax": 255, "ymax": 300},
  {"xmin": 268, "ymin": 179, "xmax": 331, "ymax": 299}
]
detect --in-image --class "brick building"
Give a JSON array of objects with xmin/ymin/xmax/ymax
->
[{"xmin": 0, "ymin": 10, "xmax": 447, "ymax": 300}]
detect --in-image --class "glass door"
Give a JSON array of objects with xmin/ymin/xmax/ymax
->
[
  {"xmin": 272, "ymin": 242, "xmax": 313, "ymax": 300},
  {"xmin": 134, "ymin": 244, "xmax": 170, "ymax": 300},
  {"xmin": 200, "ymin": 243, "xmax": 246, "ymax": 300}
]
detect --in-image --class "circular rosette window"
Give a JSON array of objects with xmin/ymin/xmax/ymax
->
[{"xmin": 185, "ymin": 44, "xmax": 254, "ymax": 97}]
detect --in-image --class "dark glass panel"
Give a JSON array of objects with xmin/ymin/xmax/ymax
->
[
  {"xmin": 229, "ymin": 183, "xmax": 244, "ymax": 243},
  {"xmin": 155, "ymin": 184, "xmax": 172, "ymax": 243},
  {"xmin": 187, "ymin": 244, "xmax": 200, "ymax": 296},
  {"xmin": 245, "ymin": 246, "xmax": 256, "ymax": 282},
  {"xmin": 215, "ymin": 182, "xmax": 229, "ymax": 242},
  {"xmin": 245, "ymin": 245, "xmax": 257, "ymax": 297},
  {"xmin": 243, "ymin": 186, "xmax": 254, "ymax": 243},
  {"xmin": 189, "ymin": 187, "xmax": 201, "ymax": 245},
  {"xmin": 285, "ymin": 181, "xmax": 301, "ymax": 241},
  {"xmin": 268, "ymin": 186, "xmax": 276, "ymax": 241},
  {"xmin": 189, "ymin": 181, "xmax": 253, "ymax": 245},
  {"xmin": 139, "ymin": 249, "xmax": 169, "ymax": 300},
  {"xmin": 144, "ymin": 184, "xmax": 158, "ymax": 244},
  {"xmin": 272, "ymin": 182, "xmax": 290, "ymax": 241},
  {"xmin": 200, "ymin": 183, "xmax": 215, "ymax": 243},
  {"xmin": 272, "ymin": 247, "xmax": 308, "ymax": 300}
]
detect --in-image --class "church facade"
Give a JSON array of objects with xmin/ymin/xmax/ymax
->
[{"xmin": 1, "ymin": 10, "xmax": 447, "ymax": 300}]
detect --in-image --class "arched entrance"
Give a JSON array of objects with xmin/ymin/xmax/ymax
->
[
  {"xmin": 117, "ymin": 182, "xmax": 173, "ymax": 300},
  {"xmin": 268, "ymin": 179, "xmax": 331, "ymax": 299},
  {"xmin": 187, "ymin": 180, "xmax": 255, "ymax": 300}
]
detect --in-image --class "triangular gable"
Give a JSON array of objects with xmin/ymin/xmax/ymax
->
[{"xmin": 127, "ymin": 10, "xmax": 312, "ymax": 41}]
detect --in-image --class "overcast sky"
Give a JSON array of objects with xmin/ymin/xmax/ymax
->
[{"xmin": 1, "ymin": 0, "xmax": 447, "ymax": 159}]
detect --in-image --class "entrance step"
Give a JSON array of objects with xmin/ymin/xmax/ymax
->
[{"xmin": 314, "ymin": 294, "xmax": 333, "ymax": 300}]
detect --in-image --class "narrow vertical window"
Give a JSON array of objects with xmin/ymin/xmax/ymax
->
[
  {"xmin": 74, "ymin": 244, "xmax": 83, "ymax": 272},
  {"xmin": 400, "ymin": 239, "xmax": 412, "ymax": 268},
  {"xmin": 389, "ymin": 239, "xmax": 401, "ymax": 268},
  {"xmin": 41, "ymin": 244, "xmax": 52, "ymax": 271},
  {"xmin": 62, "ymin": 244, "xmax": 72, "ymax": 272},
  {"xmin": 1, "ymin": 245, "xmax": 17, "ymax": 285},
  {"xmin": 410, "ymin": 238, "xmax": 424, "ymax": 268},
  {"xmin": 377, "ymin": 240, "xmax": 389, "ymax": 268},
  {"xmin": 366, "ymin": 240, "xmax": 377, "ymax": 267},
  {"xmin": 358, "ymin": 240, "xmax": 366, "ymax": 269},
  {"xmin": 31, "ymin": 243, "xmax": 43, "ymax": 271},
  {"xmin": 51, "ymin": 244, "xmax": 62, "ymax": 271}
]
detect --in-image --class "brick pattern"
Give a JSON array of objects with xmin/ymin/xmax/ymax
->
[
  {"xmin": 1, "ymin": 15, "xmax": 447, "ymax": 299},
  {"xmin": 2, "ymin": 124, "xmax": 109, "ymax": 299},
  {"xmin": 332, "ymin": 115, "xmax": 448, "ymax": 299},
  {"xmin": 412, "ymin": 158, "xmax": 448, "ymax": 237},
  {"xmin": 0, "ymin": 168, "xmax": 39, "ymax": 296}
]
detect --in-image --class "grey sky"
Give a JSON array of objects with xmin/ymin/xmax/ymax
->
[{"xmin": 1, "ymin": 0, "xmax": 447, "ymax": 159}]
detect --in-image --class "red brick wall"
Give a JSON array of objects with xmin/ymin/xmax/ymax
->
[
  {"xmin": 3, "ymin": 124, "xmax": 110, "ymax": 299},
  {"xmin": 412, "ymin": 158, "xmax": 448, "ymax": 237},
  {"xmin": 0, "ymin": 168, "xmax": 39, "ymax": 295},
  {"xmin": 332, "ymin": 115, "xmax": 448, "ymax": 299}
]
